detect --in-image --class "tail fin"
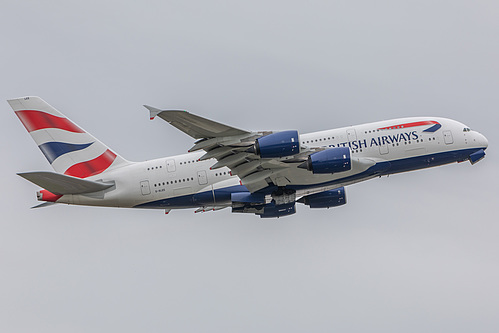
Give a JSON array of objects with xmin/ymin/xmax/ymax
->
[{"xmin": 8, "ymin": 96, "xmax": 129, "ymax": 178}]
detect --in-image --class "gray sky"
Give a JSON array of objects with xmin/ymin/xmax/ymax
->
[{"xmin": 1, "ymin": 1, "xmax": 498, "ymax": 332}]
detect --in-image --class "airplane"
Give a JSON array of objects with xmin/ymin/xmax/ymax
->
[{"xmin": 8, "ymin": 96, "xmax": 488, "ymax": 218}]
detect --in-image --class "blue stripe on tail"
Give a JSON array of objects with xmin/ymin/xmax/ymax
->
[{"xmin": 38, "ymin": 142, "xmax": 94, "ymax": 164}]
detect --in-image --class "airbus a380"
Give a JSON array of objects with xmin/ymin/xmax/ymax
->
[{"xmin": 9, "ymin": 96, "xmax": 488, "ymax": 218}]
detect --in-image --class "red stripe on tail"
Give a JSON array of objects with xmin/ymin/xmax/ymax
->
[
  {"xmin": 15, "ymin": 110, "xmax": 84, "ymax": 133},
  {"xmin": 64, "ymin": 149, "xmax": 117, "ymax": 178}
]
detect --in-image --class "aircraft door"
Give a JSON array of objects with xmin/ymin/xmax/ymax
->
[
  {"xmin": 379, "ymin": 144, "xmax": 389, "ymax": 155},
  {"xmin": 140, "ymin": 180, "xmax": 151, "ymax": 195},
  {"xmin": 197, "ymin": 170, "xmax": 208, "ymax": 185},
  {"xmin": 166, "ymin": 159, "xmax": 176, "ymax": 172},
  {"xmin": 443, "ymin": 131, "xmax": 454, "ymax": 144}
]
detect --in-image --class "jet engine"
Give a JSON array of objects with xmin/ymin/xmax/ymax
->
[
  {"xmin": 248, "ymin": 130, "xmax": 300, "ymax": 158},
  {"xmin": 299, "ymin": 147, "xmax": 351, "ymax": 174},
  {"xmin": 298, "ymin": 187, "xmax": 346, "ymax": 209}
]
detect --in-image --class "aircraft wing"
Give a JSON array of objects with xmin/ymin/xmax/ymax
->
[
  {"xmin": 147, "ymin": 107, "xmax": 316, "ymax": 193},
  {"xmin": 145, "ymin": 106, "xmax": 250, "ymax": 139}
]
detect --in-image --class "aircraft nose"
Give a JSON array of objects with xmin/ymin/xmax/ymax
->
[{"xmin": 475, "ymin": 132, "xmax": 488, "ymax": 149}]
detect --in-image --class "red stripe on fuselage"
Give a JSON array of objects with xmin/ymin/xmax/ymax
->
[
  {"xmin": 64, "ymin": 149, "xmax": 117, "ymax": 178},
  {"xmin": 15, "ymin": 110, "xmax": 84, "ymax": 133},
  {"xmin": 378, "ymin": 121, "xmax": 439, "ymax": 131}
]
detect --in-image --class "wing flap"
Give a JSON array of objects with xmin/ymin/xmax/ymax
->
[
  {"xmin": 18, "ymin": 171, "xmax": 114, "ymax": 195},
  {"xmin": 199, "ymin": 146, "xmax": 234, "ymax": 161},
  {"xmin": 189, "ymin": 135, "xmax": 255, "ymax": 152},
  {"xmin": 210, "ymin": 153, "xmax": 252, "ymax": 170}
]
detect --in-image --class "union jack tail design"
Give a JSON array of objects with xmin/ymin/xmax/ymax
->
[{"xmin": 8, "ymin": 96, "xmax": 129, "ymax": 178}]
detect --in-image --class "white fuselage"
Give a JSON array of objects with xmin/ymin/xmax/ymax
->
[{"xmin": 52, "ymin": 117, "xmax": 488, "ymax": 210}]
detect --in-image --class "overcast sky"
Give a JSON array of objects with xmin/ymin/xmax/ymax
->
[{"xmin": 1, "ymin": 1, "xmax": 498, "ymax": 332}]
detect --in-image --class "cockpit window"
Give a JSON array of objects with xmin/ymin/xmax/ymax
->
[{"xmin": 463, "ymin": 128, "xmax": 471, "ymax": 132}]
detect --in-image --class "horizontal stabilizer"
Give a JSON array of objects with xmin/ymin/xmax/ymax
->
[
  {"xmin": 31, "ymin": 202, "xmax": 56, "ymax": 209},
  {"xmin": 18, "ymin": 171, "xmax": 114, "ymax": 195}
]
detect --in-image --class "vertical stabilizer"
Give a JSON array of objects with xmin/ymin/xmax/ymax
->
[{"xmin": 8, "ymin": 96, "xmax": 129, "ymax": 178}]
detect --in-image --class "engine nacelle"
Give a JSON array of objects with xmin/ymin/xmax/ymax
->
[
  {"xmin": 298, "ymin": 187, "xmax": 346, "ymax": 209},
  {"xmin": 250, "ymin": 130, "xmax": 300, "ymax": 158},
  {"xmin": 300, "ymin": 147, "xmax": 351, "ymax": 174}
]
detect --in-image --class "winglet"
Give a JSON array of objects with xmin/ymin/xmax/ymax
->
[{"xmin": 144, "ymin": 105, "xmax": 163, "ymax": 120}]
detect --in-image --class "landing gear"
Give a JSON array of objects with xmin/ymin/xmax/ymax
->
[{"xmin": 271, "ymin": 188, "xmax": 296, "ymax": 206}]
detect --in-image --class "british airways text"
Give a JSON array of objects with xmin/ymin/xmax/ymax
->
[{"xmin": 335, "ymin": 131, "xmax": 419, "ymax": 149}]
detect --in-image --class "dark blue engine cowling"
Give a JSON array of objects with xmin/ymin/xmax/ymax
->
[
  {"xmin": 298, "ymin": 187, "xmax": 346, "ymax": 209},
  {"xmin": 253, "ymin": 130, "xmax": 300, "ymax": 158},
  {"xmin": 302, "ymin": 147, "xmax": 351, "ymax": 174}
]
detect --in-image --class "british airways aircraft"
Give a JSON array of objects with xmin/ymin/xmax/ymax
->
[{"xmin": 9, "ymin": 96, "xmax": 488, "ymax": 218}]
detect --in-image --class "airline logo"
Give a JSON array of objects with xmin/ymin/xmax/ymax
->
[
  {"xmin": 377, "ymin": 120, "xmax": 442, "ymax": 133},
  {"xmin": 14, "ymin": 109, "xmax": 116, "ymax": 178}
]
